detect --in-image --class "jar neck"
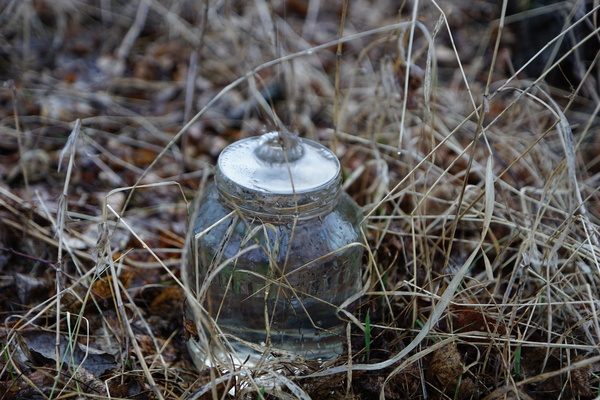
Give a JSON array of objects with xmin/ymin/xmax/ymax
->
[{"xmin": 215, "ymin": 173, "xmax": 342, "ymax": 222}]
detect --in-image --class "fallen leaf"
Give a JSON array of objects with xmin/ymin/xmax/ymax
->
[
  {"xmin": 452, "ymin": 305, "xmax": 506, "ymax": 335},
  {"xmin": 16, "ymin": 329, "xmax": 118, "ymax": 376},
  {"xmin": 150, "ymin": 286, "xmax": 185, "ymax": 318}
]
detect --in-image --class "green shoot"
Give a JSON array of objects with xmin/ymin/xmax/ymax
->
[
  {"xmin": 453, "ymin": 373, "xmax": 463, "ymax": 400},
  {"xmin": 365, "ymin": 309, "xmax": 371, "ymax": 362},
  {"xmin": 514, "ymin": 346, "xmax": 522, "ymax": 380},
  {"xmin": 2, "ymin": 344, "xmax": 14, "ymax": 380}
]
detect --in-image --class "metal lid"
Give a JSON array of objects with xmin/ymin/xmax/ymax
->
[{"xmin": 215, "ymin": 131, "xmax": 341, "ymax": 220}]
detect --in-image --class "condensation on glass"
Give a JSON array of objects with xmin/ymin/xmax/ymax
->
[{"xmin": 184, "ymin": 131, "xmax": 364, "ymax": 368}]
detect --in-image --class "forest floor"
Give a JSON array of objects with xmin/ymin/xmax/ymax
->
[{"xmin": 1, "ymin": 1, "xmax": 600, "ymax": 399}]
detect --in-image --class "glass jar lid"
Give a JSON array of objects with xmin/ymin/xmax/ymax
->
[{"xmin": 215, "ymin": 131, "xmax": 341, "ymax": 220}]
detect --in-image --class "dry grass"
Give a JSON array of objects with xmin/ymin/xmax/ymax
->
[{"xmin": 1, "ymin": 0, "xmax": 599, "ymax": 399}]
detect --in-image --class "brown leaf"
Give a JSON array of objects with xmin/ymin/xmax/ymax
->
[
  {"xmin": 150, "ymin": 286, "xmax": 185, "ymax": 318},
  {"xmin": 107, "ymin": 376, "xmax": 146, "ymax": 398},
  {"xmin": 452, "ymin": 305, "xmax": 506, "ymax": 335},
  {"xmin": 134, "ymin": 334, "xmax": 178, "ymax": 367},
  {"xmin": 183, "ymin": 310, "xmax": 199, "ymax": 342},
  {"xmin": 91, "ymin": 273, "xmax": 133, "ymax": 303}
]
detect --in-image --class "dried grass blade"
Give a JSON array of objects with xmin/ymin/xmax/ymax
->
[
  {"xmin": 54, "ymin": 118, "xmax": 81, "ymax": 379},
  {"xmin": 424, "ymin": 14, "xmax": 443, "ymax": 120},
  {"xmin": 530, "ymin": 87, "xmax": 598, "ymax": 246},
  {"xmin": 483, "ymin": 156, "xmax": 495, "ymax": 280},
  {"xmin": 104, "ymin": 205, "xmax": 165, "ymax": 400},
  {"xmin": 397, "ymin": 0, "xmax": 420, "ymax": 151}
]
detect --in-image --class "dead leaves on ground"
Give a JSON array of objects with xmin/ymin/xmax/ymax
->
[{"xmin": 0, "ymin": 283, "xmax": 189, "ymax": 398}]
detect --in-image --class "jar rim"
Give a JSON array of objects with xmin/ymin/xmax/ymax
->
[
  {"xmin": 215, "ymin": 132, "xmax": 342, "ymax": 220},
  {"xmin": 217, "ymin": 132, "xmax": 340, "ymax": 195}
]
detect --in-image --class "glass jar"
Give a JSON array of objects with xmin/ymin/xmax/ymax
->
[{"xmin": 185, "ymin": 131, "xmax": 364, "ymax": 368}]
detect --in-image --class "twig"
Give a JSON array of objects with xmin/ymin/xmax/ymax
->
[
  {"xmin": 332, "ymin": 0, "xmax": 348, "ymax": 154},
  {"xmin": 115, "ymin": 0, "xmax": 151, "ymax": 76},
  {"xmin": 7, "ymin": 81, "xmax": 29, "ymax": 194}
]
